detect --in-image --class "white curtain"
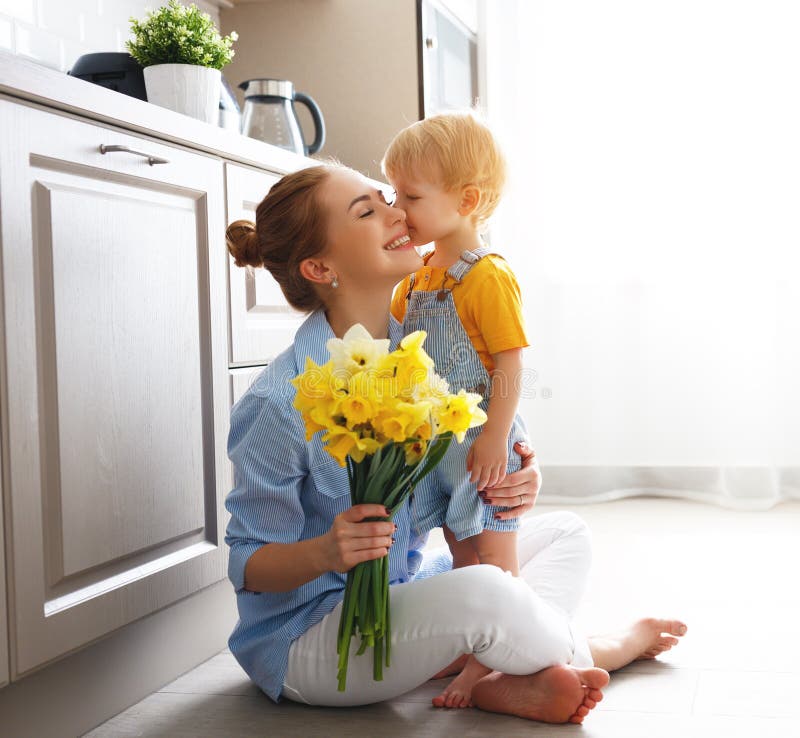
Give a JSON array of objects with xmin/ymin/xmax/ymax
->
[{"xmin": 481, "ymin": 0, "xmax": 800, "ymax": 509}]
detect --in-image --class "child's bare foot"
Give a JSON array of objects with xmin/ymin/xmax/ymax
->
[
  {"xmin": 430, "ymin": 654, "xmax": 469, "ymax": 680},
  {"xmin": 588, "ymin": 617, "xmax": 688, "ymax": 672},
  {"xmin": 432, "ymin": 655, "xmax": 491, "ymax": 708},
  {"xmin": 471, "ymin": 665, "xmax": 609, "ymax": 724}
]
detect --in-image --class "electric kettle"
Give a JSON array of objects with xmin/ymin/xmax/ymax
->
[{"xmin": 239, "ymin": 79, "xmax": 325, "ymax": 156}]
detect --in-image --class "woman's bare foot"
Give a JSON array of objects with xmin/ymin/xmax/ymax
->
[
  {"xmin": 432, "ymin": 655, "xmax": 491, "ymax": 708},
  {"xmin": 588, "ymin": 617, "xmax": 688, "ymax": 672},
  {"xmin": 471, "ymin": 665, "xmax": 609, "ymax": 724},
  {"xmin": 430, "ymin": 653, "xmax": 469, "ymax": 680}
]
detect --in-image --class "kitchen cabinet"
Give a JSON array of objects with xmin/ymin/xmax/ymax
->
[
  {"xmin": 0, "ymin": 440, "xmax": 7, "ymax": 689},
  {"xmin": 230, "ymin": 365, "xmax": 268, "ymax": 408},
  {"xmin": 419, "ymin": 0, "xmax": 479, "ymax": 115},
  {"xmin": 225, "ymin": 162, "xmax": 306, "ymax": 367},
  {"xmin": 0, "ymin": 98, "xmax": 231, "ymax": 678},
  {"xmin": 0, "ymin": 50, "xmax": 315, "ymax": 735}
]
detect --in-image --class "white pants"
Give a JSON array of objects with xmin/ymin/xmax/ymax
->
[{"xmin": 283, "ymin": 511, "xmax": 594, "ymax": 706}]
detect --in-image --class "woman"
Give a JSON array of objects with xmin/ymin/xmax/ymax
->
[{"xmin": 224, "ymin": 164, "xmax": 686, "ymax": 724}]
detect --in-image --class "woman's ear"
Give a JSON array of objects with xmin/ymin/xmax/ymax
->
[
  {"xmin": 299, "ymin": 257, "xmax": 335, "ymax": 286},
  {"xmin": 458, "ymin": 185, "xmax": 482, "ymax": 217}
]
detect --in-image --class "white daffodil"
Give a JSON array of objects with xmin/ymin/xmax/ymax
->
[
  {"xmin": 326, "ymin": 323, "xmax": 390, "ymax": 373},
  {"xmin": 425, "ymin": 371, "xmax": 451, "ymax": 401}
]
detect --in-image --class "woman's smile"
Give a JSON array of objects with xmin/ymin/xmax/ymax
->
[{"xmin": 384, "ymin": 234, "xmax": 412, "ymax": 250}]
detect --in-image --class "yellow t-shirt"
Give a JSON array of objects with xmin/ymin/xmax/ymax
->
[{"xmin": 390, "ymin": 253, "xmax": 529, "ymax": 374}]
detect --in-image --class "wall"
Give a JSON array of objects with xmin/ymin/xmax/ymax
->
[
  {"xmin": 0, "ymin": 0, "xmax": 221, "ymax": 73},
  {"xmin": 219, "ymin": 0, "xmax": 419, "ymax": 178}
]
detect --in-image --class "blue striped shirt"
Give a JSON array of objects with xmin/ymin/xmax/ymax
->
[{"xmin": 225, "ymin": 310, "xmax": 438, "ymax": 702}]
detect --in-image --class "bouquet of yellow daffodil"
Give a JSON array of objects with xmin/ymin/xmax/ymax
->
[{"xmin": 291, "ymin": 324, "xmax": 486, "ymax": 691}]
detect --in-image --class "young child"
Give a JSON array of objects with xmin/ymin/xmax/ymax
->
[{"xmin": 383, "ymin": 112, "xmax": 531, "ymax": 707}]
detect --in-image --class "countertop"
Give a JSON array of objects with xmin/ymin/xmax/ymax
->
[{"xmin": 0, "ymin": 50, "xmax": 311, "ymax": 172}]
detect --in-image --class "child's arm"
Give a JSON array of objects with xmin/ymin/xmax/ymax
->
[{"xmin": 466, "ymin": 347, "xmax": 524, "ymax": 491}]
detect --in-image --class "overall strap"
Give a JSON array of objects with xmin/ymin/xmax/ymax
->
[
  {"xmin": 445, "ymin": 246, "xmax": 492, "ymax": 284},
  {"xmin": 404, "ymin": 272, "xmax": 416, "ymax": 301}
]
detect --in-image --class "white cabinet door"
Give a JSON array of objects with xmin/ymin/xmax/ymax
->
[
  {"xmin": 225, "ymin": 162, "xmax": 306, "ymax": 366},
  {"xmin": 0, "ymin": 99, "xmax": 231, "ymax": 678},
  {"xmin": 229, "ymin": 365, "xmax": 270, "ymax": 408},
  {"xmin": 0, "ymin": 439, "xmax": 7, "ymax": 689}
]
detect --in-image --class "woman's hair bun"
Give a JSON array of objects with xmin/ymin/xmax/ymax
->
[{"xmin": 226, "ymin": 219, "xmax": 262, "ymax": 268}]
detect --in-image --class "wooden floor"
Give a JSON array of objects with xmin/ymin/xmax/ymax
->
[{"xmin": 86, "ymin": 498, "xmax": 800, "ymax": 737}]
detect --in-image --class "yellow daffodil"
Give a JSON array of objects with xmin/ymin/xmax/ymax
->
[
  {"xmin": 377, "ymin": 330, "xmax": 436, "ymax": 399},
  {"xmin": 409, "ymin": 419, "xmax": 433, "ymax": 441},
  {"xmin": 322, "ymin": 425, "xmax": 383, "ymax": 466},
  {"xmin": 290, "ymin": 357, "xmax": 333, "ymax": 413},
  {"xmin": 308, "ymin": 402, "xmax": 342, "ymax": 433},
  {"xmin": 404, "ymin": 439, "xmax": 428, "ymax": 465},
  {"xmin": 292, "ymin": 324, "xmax": 486, "ymax": 463},
  {"xmin": 321, "ymin": 426, "xmax": 359, "ymax": 466},
  {"xmin": 340, "ymin": 391, "xmax": 373, "ymax": 428},
  {"xmin": 373, "ymin": 408, "xmax": 412, "ymax": 443},
  {"xmin": 396, "ymin": 399, "xmax": 433, "ymax": 435},
  {"xmin": 434, "ymin": 389, "xmax": 487, "ymax": 442},
  {"xmin": 398, "ymin": 330, "xmax": 434, "ymax": 366}
]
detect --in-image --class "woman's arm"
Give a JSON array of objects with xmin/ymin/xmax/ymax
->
[{"xmin": 243, "ymin": 504, "xmax": 396, "ymax": 593}]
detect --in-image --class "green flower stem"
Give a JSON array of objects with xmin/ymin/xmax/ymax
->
[
  {"xmin": 336, "ymin": 434, "xmax": 455, "ymax": 691},
  {"xmin": 371, "ymin": 557, "xmax": 382, "ymax": 633},
  {"xmin": 337, "ymin": 568, "xmax": 353, "ymax": 644},
  {"xmin": 382, "ymin": 554, "xmax": 391, "ymax": 669},
  {"xmin": 374, "ymin": 632, "xmax": 383, "ymax": 681},
  {"xmin": 336, "ymin": 565, "xmax": 361, "ymax": 691}
]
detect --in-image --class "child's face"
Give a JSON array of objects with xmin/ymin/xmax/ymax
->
[{"xmin": 389, "ymin": 171, "xmax": 465, "ymax": 248}]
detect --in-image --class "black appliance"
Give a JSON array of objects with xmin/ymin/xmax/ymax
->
[{"xmin": 68, "ymin": 52, "xmax": 147, "ymax": 101}]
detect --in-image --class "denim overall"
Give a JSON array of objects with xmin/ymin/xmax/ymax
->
[{"xmin": 403, "ymin": 247, "xmax": 529, "ymax": 541}]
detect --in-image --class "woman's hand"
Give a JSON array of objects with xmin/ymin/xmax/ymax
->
[
  {"xmin": 478, "ymin": 441, "xmax": 541, "ymax": 521},
  {"xmin": 322, "ymin": 504, "xmax": 397, "ymax": 573}
]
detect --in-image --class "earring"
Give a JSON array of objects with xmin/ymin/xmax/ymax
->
[{"xmin": 331, "ymin": 276, "xmax": 339, "ymax": 289}]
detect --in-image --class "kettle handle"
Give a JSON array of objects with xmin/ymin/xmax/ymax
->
[{"xmin": 293, "ymin": 92, "xmax": 326, "ymax": 156}]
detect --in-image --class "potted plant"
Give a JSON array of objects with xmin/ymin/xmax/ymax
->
[{"xmin": 126, "ymin": 0, "xmax": 238, "ymax": 124}]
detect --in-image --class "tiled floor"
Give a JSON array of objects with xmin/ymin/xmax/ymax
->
[{"xmin": 86, "ymin": 498, "xmax": 800, "ymax": 737}]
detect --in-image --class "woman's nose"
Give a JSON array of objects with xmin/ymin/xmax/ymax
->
[{"xmin": 388, "ymin": 203, "xmax": 407, "ymax": 222}]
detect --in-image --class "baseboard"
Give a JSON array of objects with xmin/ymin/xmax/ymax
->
[{"xmin": 0, "ymin": 579, "xmax": 238, "ymax": 737}]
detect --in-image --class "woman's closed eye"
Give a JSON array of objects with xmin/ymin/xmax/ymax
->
[{"xmin": 357, "ymin": 189, "xmax": 395, "ymax": 218}]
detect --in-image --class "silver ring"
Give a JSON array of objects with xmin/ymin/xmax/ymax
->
[{"xmin": 518, "ymin": 494, "xmax": 524, "ymax": 506}]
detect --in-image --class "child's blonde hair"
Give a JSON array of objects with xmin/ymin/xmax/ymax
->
[{"xmin": 382, "ymin": 111, "xmax": 506, "ymax": 228}]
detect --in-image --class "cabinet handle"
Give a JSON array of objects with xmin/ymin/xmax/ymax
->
[{"xmin": 99, "ymin": 144, "xmax": 169, "ymax": 166}]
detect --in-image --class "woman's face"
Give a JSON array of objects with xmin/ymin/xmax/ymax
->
[{"xmin": 317, "ymin": 168, "xmax": 421, "ymax": 288}]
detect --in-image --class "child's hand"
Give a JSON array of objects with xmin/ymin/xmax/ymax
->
[{"xmin": 466, "ymin": 429, "xmax": 508, "ymax": 491}]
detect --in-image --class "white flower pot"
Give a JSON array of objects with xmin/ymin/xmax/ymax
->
[{"xmin": 143, "ymin": 64, "xmax": 221, "ymax": 124}]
